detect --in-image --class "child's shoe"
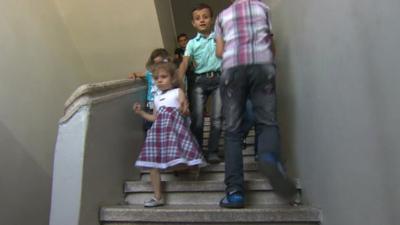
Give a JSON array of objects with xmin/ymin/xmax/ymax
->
[
  {"xmin": 219, "ymin": 191, "xmax": 245, "ymax": 208},
  {"xmin": 144, "ymin": 197, "xmax": 164, "ymax": 207}
]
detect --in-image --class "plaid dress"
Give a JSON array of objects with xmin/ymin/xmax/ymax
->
[{"xmin": 135, "ymin": 106, "xmax": 205, "ymax": 170}]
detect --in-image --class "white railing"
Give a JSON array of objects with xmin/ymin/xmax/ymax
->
[{"xmin": 50, "ymin": 79, "xmax": 146, "ymax": 225}]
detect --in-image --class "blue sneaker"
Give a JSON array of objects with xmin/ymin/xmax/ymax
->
[{"xmin": 219, "ymin": 191, "xmax": 245, "ymax": 208}]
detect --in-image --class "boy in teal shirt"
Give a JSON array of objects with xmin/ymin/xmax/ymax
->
[{"xmin": 178, "ymin": 3, "xmax": 222, "ymax": 163}]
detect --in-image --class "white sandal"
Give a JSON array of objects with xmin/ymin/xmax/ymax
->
[{"xmin": 144, "ymin": 197, "xmax": 164, "ymax": 207}]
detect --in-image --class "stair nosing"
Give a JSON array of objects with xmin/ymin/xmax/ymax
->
[
  {"xmin": 124, "ymin": 179, "xmax": 301, "ymax": 193},
  {"xmin": 100, "ymin": 204, "xmax": 321, "ymax": 223}
]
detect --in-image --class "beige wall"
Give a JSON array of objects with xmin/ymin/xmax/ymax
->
[
  {"xmin": 0, "ymin": 0, "xmax": 91, "ymax": 224},
  {"xmin": 54, "ymin": 0, "xmax": 167, "ymax": 81},
  {"xmin": 0, "ymin": 1, "xmax": 172, "ymax": 225},
  {"xmin": 263, "ymin": 0, "xmax": 400, "ymax": 225},
  {"xmin": 154, "ymin": 0, "xmax": 177, "ymax": 53}
]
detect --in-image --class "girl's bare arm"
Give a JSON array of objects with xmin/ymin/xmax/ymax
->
[{"xmin": 133, "ymin": 103, "xmax": 157, "ymax": 122}]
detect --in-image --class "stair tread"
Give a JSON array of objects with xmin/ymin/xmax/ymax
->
[
  {"xmin": 100, "ymin": 204, "xmax": 321, "ymax": 223},
  {"xmin": 139, "ymin": 171, "xmax": 263, "ymax": 182},
  {"xmin": 203, "ymin": 161, "xmax": 257, "ymax": 171},
  {"xmin": 125, "ymin": 179, "xmax": 301, "ymax": 193},
  {"xmin": 140, "ymin": 162, "xmax": 258, "ymax": 174}
]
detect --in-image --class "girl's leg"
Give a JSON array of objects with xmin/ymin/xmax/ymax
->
[{"xmin": 149, "ymin": 169, "xmax": 162, "ymax": 200}]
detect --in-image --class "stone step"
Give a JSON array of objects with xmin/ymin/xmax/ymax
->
[
  {"xmin": 125, "ymin": 191, "xmax": 298, "ymax": 205},
  {"xmin": 203, "ymin": 145, "xmax": 256, "ymax": 156},
  {"xmin": 124, "ymin": 179, "xmax": 301, "ymax": 205},
  {"xmin": 198, "ymin": 154, "xmax": 256, "ymax": 163},
  {"xmin": 102, "ymin": 223, "xmax": 317, "ymax": 225},
  {"xmin": 203, "ymin": 161, "xmax": 258, "ymax": 172},
  {"xmin": 139, "ymin": 160, "xmax": 260, "ymax": 182},
  {"xmin": 140, "ymin": 170, "xmax": 263, "ymax": 182},
  {"xmin": 202, "ymin": 129, "xmax": 255, "ymax": 137},
  {"xmin": 125, "ymin": 179, "xmax": 283, "ymax": 193},
  {"xmin": 143, "ymin": 162, "xmax": 257, "ymax": 174},
  {"xmin": 125, "ymin": 179, "xmax": 301, "ymax": 193},
  {"xmin": 100, "ymin": 204, "xmax": 321, "ymax": 224},
  {"xmin": 203, "ymin": 135, "xmax": 255, "ymax": 144},
  {"xmin": 203, "ymin": 125, "xmax": 255, "ymax": 134}
]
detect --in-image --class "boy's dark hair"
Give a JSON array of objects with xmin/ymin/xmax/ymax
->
[
  {"xmin": 152, "ymin": 62, "xmax": 181, "ymax": 89},
  {"xmin": 191, "ymin": 3, "xmax": 213, "ymax": 18},
  {"xmin": 146, "ymin": 48, "xmax": 170, "ymax": 70},
  {"xmin": 177, "ymin": 33, "xmax": 188, "ymax": 41}
]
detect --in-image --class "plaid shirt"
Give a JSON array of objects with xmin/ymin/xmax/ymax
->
[{"xmin": 214, "ymin": 0, "xmax": 274, "ymax": 70}]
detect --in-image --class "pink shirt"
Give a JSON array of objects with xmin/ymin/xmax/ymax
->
[{"xmin": 214, "ymin": 0, "xmax": 274, "ymax": 70}]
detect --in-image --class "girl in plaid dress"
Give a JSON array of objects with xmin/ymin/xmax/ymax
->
[
  {"xmin": 133, "ymin": 62, "xmax": 206, "ymax": 207},
  {"xmin": 128, "ymin": 48, "xmax": 171, "ymax": 134}
]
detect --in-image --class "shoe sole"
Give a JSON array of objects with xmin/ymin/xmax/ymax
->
[
  {"xmin": 258, "ymin": 162, "xmax": 297, "ymax": 199},
  {"xmin": 144, "ymin": 203, "xmax": 164, "ymax": 207}
]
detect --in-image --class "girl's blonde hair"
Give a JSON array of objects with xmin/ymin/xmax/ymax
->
[
  {"xmin": 145, "ymin": 48, "xmax": 172, "ymax": 70},
  {"xmin": 152, "ymin": 62, "xmax": 183, "ymax": 89}
]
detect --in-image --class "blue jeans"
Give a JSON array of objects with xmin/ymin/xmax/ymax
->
[
  {"xmin": 242, "ymin": 100, "xmax": 258, "ymax": 155},
  {"xmin": 220, "ymin": 64, "xmax": 281, "ymax": 193},
  {"xmin": 190, "ymin": 75, "xmax": 222, "ymax": 156}
]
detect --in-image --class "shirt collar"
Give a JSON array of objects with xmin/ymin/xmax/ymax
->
[{"xmin": 195, "ymin": 32, "xmax": 215, "ymax": 41}]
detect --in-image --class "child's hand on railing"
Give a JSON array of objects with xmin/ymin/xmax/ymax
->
[
  {"xmin": 128, "ymin": 71, "xmax": 145, "ymax": 80},
  {"xmin": 128, "ymin": 72, "xmax": 137, "ymax": 80}
]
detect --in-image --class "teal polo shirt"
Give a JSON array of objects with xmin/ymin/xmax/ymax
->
[{"xmin": 184, "ymin": 32, "xmax": 221, "ymax": 74}]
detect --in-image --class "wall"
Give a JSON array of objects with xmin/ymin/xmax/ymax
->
[
  {"xmin": 0, "ymin": 1, "xmax": 170, "ymax": 225},
  {"xmin": 171, "ymin": 0, "xmax": 231, "ymax": 39},
  {"xmin": 264, "ymin": 0, "xmax": 400, "ymax": 225},
  {"xmin": 54, "ymin": 0, "xmax": 166, "ymax": 81},
  {"xmin": 154, "ymin": 0, "xmax": 177, "ymax": 54},
  {"xmin": 0, "ymin": 0, "xmax": 91, "ymax": 225}
]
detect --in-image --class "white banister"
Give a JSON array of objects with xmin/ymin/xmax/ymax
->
[{"xmin": 50, "ymin": 79, "xmax": 146, "ymax": 225}]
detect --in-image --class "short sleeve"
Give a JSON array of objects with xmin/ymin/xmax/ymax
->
[
  {"xmin": 266, "ymin": 6, "xmax": 273, "ymax": 34},
  {"xmin": 214, "ymin": 14, "xmax": 223, "ymax": 38},
  {"xmin": 184, "ymin": 40, "xmax": 193, "ymax": 57}
]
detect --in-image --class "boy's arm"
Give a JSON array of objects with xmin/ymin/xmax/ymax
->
[
  {"xmin": 178, "ymin": 56, "xmax": 190, "ymax": 81},
  {"xmin": 215, "ymin": 36, "xmax": 225, "ymax": 58}
]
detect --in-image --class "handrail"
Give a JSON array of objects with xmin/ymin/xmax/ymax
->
[
  {"xmin": 61, "ymin": 79, "xmax": 144, "ymax": 123},
  {"xmin": 51, "ymin": 78, "xmax": 146, "ymax": 225}
]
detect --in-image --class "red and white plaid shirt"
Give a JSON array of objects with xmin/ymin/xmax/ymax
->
[{"xmin": 214, "ymin": 0, "xmax": 274, "ymax": 70}]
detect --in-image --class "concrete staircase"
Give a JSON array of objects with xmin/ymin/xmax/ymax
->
[{"xmin": 100, "ymin": 118, "xmax": 322, "ymax": 224}]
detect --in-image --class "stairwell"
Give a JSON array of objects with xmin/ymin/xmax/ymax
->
[{"xmin": 100, "ymin": 117, "xmax": 322, "ymax": 225}]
